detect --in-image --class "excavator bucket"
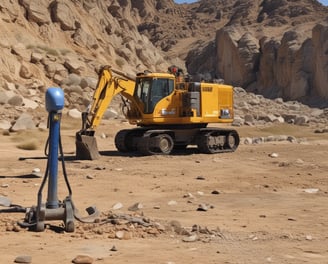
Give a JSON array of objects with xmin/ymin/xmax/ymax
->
[{"xmin": 75, "ymin": 132, "xmax": 100, "ymax": 160}]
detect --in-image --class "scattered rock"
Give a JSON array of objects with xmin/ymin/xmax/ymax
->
[
  {"xmin": 110, "ymin": 245, "xmax": 118, "ymax": 251},
  {"xmin": 95, "ymin": 166, "xmax": 106, "ymax": 170},
  {"xmin": 197, "ymin": 203, "xmax": 209, "ymax": 211},
  {"xmin": 168, "ymin": 200, "xmax": 177, "ymax": 206},
  {"xmin": 100, "ymin": 133, "xmax": 107, "ymax": 139},
  {"xmin": 32, "ymin": 168, "xmax": 42, "ymax": 178},
  {"xmin": 14, "ymin": 255, "xmax": 32, "ymax": 263},
  {"xmin": 305, "ymin": 235, "xmax": 313, "ymax": 241},
  {"xmin": 243, "ymin": 137, "xmax": 253, "ymax": 144},
  {"xmin": 115, "ymin": 230, "xmax": 132, "ymax": 240},
  {"xmin": 304, "ymin": 188, "xmax": 319, "ymax": 194},
  {"xmin": 68, "ymin": 108, "xmax": 82, "ymax": 119},
  {"xmin": 314, "ymin": 128, "xmax": 328, "ymax": 133},
  {"xmin": 72, "ymin": 255, "xmax": 94, "ymax": 264},
  {"xmin": 0, "ymin": 120, "xmax": 12, "ymax": 130},
  {"xmin": 115, "ymin": 230, "xmax": 125, "ymax": 239},
  {"xmin": 8, "ymin": 95, "xmax": 23, "ymax": 106},
  {"xmin": 295, "ymin": 159, "xmax": 304, "ymax": 165},
  {"xmin": 112, "ymin": 202, "xmax": 123, "ymax": 210},
  {"xmin": 269, "ymin": 153, "xmax": 279, "ymax": 158},
  {"xmin": 295, "ymin": 115, "xmax": 309, "ymax": 125},
  {"xmin": 182, "ymin": 234, "xmax": 198, "ymax": 242},
  {"xmin": 103, "ymin": 108, "xmax": 119, "ymax": 119},
  {"xmin": 183, "ymin": 193, "xmax": 194, "ymax": 199},
  {"xmin": 0, "ymin": 196, "xmax": 11, "ymax": 207},
  {"xmin": 10, "ymin": 113, "xmax": 36, "ymax": 131},
  {"xmin": 169, "ymin": 220, "xmax": 182, "ymax": 233},
  {"xmin": 253, "ymin": 137, "xmax": 264, "ymax": 144},
  {"xmin": 22, "ymin": 98, "xmax": 39, "ymax": 109},
  {"xmin": 128, "ymin": 202, "xmax": 143, "ymax": 211}
]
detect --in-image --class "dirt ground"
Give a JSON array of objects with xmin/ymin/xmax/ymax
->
[{"xmin": 0, "ymin": 116, "xmax": 327, "ymax": 264}]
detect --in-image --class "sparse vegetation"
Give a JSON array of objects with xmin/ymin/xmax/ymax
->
[
  {"xmin": 45, "ymin": 48, "xmax": 60, "ymax": 56},
  {"xmin": 60, "ymin": 49, "xmax": 71, "ymax": 56},
  {"xmin": 26, "ymin": 44, "xmax": 36, "ymax": 50},
  {"xmin": 115, "ymin": 58, "xmax": 125, "ymax": 68},
  {"xmin": 2, "ymin": 130, "xmax": 10, "ymax": 136},
  {"xmin": 25, "ymin": 44, "xmax": 61, "ymax": 56},
  {"xmin": 10, "ymin": 130, "xmax": 46, "ymax": 150},
  {"xmin": 16, "ymin": 139, "xmax": 39, "ymax": 150}
]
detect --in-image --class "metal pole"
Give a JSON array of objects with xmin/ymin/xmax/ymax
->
[{"xmin": 46, "ymin": 111, "xmax": 61, "ymax": 209}]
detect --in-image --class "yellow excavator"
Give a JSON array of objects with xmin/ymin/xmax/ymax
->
[{"xmin": 75, "ymin": 65, "xmax": 239, "ymax": 159}]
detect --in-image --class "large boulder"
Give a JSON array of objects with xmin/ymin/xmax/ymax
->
[
  {"xmin": 10, "ymin": 113, "xmax": 36, "ymax": 131},
  {"xmin": 312, "ymin": 22, "xmax": 328, "ymax": 99},
  {"xmin": 20, "ymin": 0, "xmax": 51, "ymax": 25},
  {"xmin": 275, "ymin": 30, "xmax": 312, "ymax": 100},
  {"xmin": 216, "ymin": 26, "xmax": 260, "ymax": 87},
  {"xmin": 256, "ymin": 37, "xmax": 281, "ymax": 97},
  {"xmin": 50, "ymin": 0, "xmax": 76, "ymax": 31}
]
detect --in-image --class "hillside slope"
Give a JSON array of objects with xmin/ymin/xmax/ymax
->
[{"xmin": 0, "ymin": 0, "xmax": 327, "ymax": 122}]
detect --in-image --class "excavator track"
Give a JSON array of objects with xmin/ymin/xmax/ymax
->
[
  {"xmin": 137, "ymin": 132, "xmax": 174, "ymax": 155},
  {"xmin": 196, "ymin": 128, "xmax": 239, "ymax": 154},
  {"xmin": 114, "ymin": 128, "xmax": 146, "ymax": 152},
  {"xmin": 115, "ymin": 129, "xmax": 136, "ymax": 152},
  {"xmin": 114, "ymin": 127, "xmax": 239, "ymax": 155}
]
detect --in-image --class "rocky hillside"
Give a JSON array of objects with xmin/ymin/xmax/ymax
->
[
  {"xmin": 133, "ymin": 0, "xmax": 327, "ymax": 106},
  {"xmin": 0, "ymin": 0, "xmax": 327, "ymax": 131},
  {"xmin": 183, "ymin": 0, "xmax": 328, "ymax": 105}
]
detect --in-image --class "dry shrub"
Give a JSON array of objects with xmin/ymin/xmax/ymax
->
[
  {"xmin": 2, "ymin": 130, "xmax": 10, "ymax": 136},
  {"xmin": 16, "ymin": 138, "xmax": 39, "ymax": 150},
  {"xmin": 11, "ymin": 130, "xmax": 46, "ymax": 150},
  {"xmin": 60, "ymin": 115, "xmax": 81, "ymax": 130}
]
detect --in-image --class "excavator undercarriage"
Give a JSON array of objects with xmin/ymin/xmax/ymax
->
[
  {"xmin": 76, "ymin": 126, "xmax": 239, "ymax": 159},
  {"xmin": 114, "ymin": 126, "xmax": 240, "ymax": 156}
]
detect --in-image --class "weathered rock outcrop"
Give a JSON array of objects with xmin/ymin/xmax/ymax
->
[
  {"xmin": 215, "ymin": 27, "xmax": 260, "ymax": 88},
  {"xmin": 258, "ymin": 30, "xmax": 313, "ymax": 100},
  {"xmin": 189, "ymin": 21, "xmax": 328, "ymax": 104},
  {"xmin": 185, "ymin": 1, "xmax": 328, "ymax": 105},
  {"xmin": 0, "ymin": 0, "xmax": 171, "ymax": 87},
  {"xmin": 312, "ymin": 23, "xmax": 328, "ymax": 100}
]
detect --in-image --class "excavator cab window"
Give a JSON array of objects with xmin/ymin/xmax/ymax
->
[{"xmin": 135, "ymin": 77, "xmax": 174, "ymax": 114}]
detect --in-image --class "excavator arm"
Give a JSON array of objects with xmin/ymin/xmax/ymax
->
[{"xmin": 76, "ymin": 65, "xmax": 137, "ymax": 160}]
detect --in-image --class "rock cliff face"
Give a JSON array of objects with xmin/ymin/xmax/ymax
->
[
  {"xmin": 184, "ymin": 0, "xmax": 328, "ymax": 104},
  {"xmin": 212, "ymin": 22, "xmax": 328, "ymax": 103},
  {"xmin": 0, "ymin": 0, "xmax": 171, "ymax": 85}
]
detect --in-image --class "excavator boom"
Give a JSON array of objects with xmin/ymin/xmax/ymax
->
[{"xmin": 75, "ymin": 65, "xmax": 136, "ymax": 159}]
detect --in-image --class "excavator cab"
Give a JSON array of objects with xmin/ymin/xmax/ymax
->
[{"xmin": 135, "ymin": 75, "xmax": 174, "ymax": 114}]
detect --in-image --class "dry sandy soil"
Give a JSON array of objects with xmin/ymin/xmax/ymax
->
[{"xmin": 0, "ymin": 116, "xmax": 327, "ymax": 264}]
